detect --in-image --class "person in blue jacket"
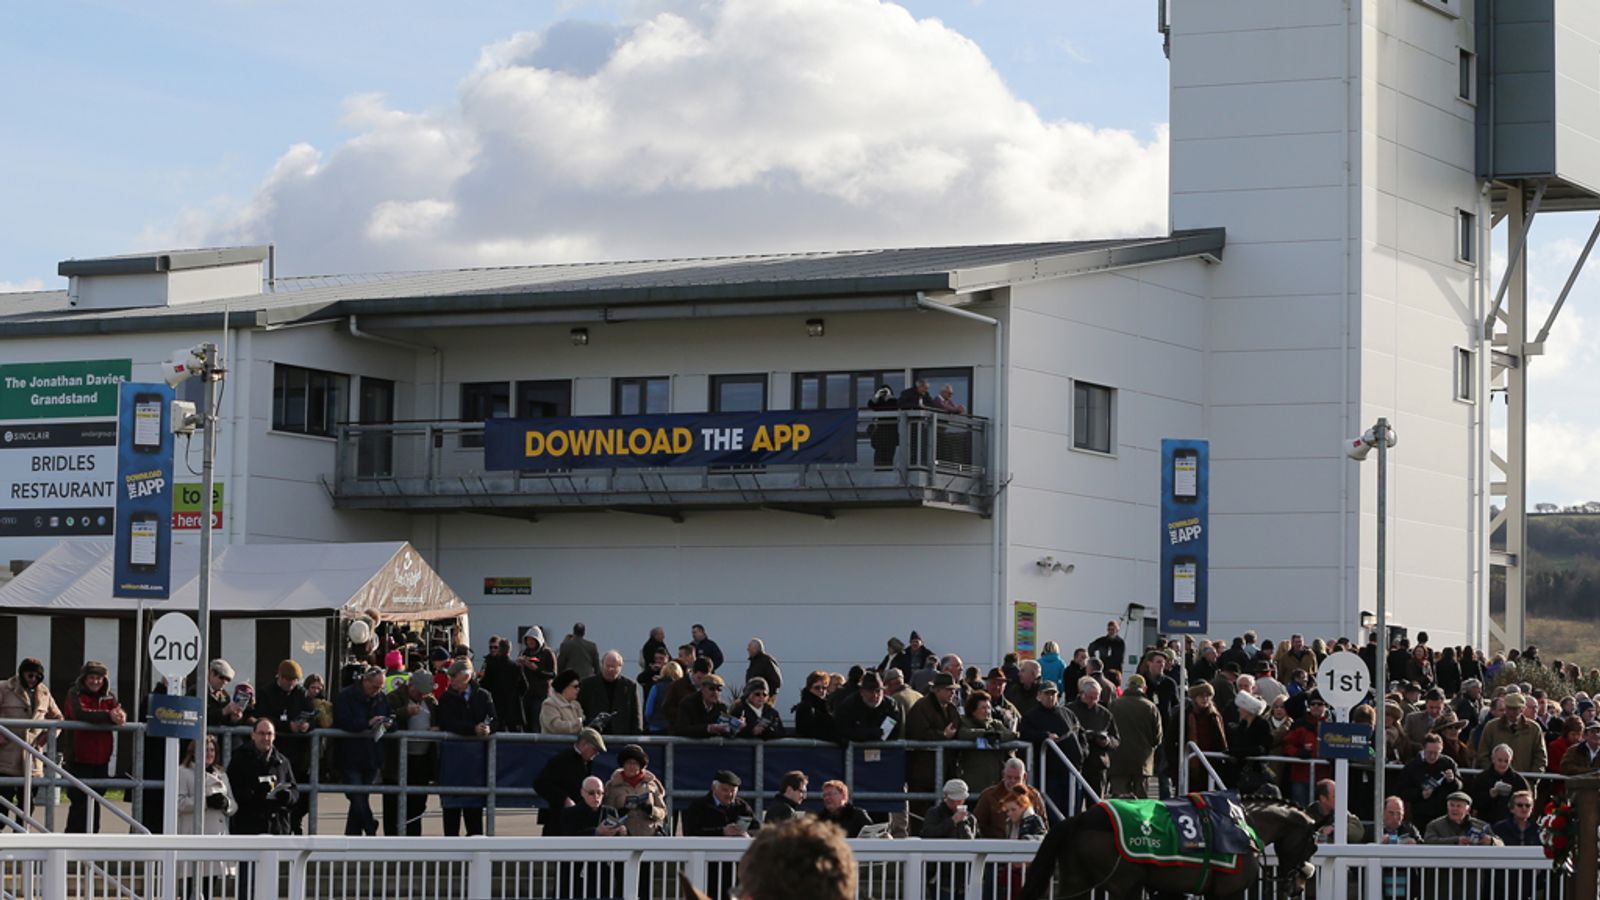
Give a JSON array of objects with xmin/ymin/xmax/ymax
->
[{"xmin": 333, "ymin": 666, "xmax": 391, "ymax": 835}]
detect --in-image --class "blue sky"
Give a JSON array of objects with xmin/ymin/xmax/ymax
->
[{"xmin": 1, "ymin": 1, "xmax": 1595, "ymax": 504}]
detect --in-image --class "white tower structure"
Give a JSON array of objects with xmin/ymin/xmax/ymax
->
[{"xmin": 1165, "ymin": 0, "xmax": 1599, "ymax": 651}]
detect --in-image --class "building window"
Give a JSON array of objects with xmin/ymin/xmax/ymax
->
[
  {"xmin": 516, "ymin": 380, "xmax": 572, "ymax": 419},
  {"xmin": 459, "ymin": 381, "xmax": 510, "ymax": 448},
  {"xmin": 913, "ymin": 367, "xmax": 975, "ymax": 414},
  {"xmin": 1458, "ymin": 48, "xmax": 1476, "ymax": 103},
  {"xmin": 793, "ymin": 370, "xmax": 905, "ymax": 410},
  {"xmin": 271, "ymin": 364, "xmax": 348, "ymax": 437},
  {"xmin": 710, "ymin": 374, "xmax": 767, "ymax": 412},
  {"xmin": 1454, "ymin": 347, "xmax": 1475, "ymax": 402},
  {"xmin": 613, "ymin": 377, "xmax": 669, "ymax": 415},
  {"xmin": 1072, "ymin": 381, "xmax": 1115, "ymax": 454},
  {"xmin": 1457, "ymin": 209, "xmax": 1476, "ymax": 263}
]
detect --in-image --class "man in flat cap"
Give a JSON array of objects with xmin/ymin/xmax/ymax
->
[{"xmin": 685, "ymin": 769, "xmax": 757, "ymax": 837}]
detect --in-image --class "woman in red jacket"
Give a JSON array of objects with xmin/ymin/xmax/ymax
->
[
  {"xmin": 65, "ymin": 661, "xmax": 125, "ymax": 834},
  {"xmin": 1281, "ymin": 698, "xmax": 1327, "ymax": 807}
]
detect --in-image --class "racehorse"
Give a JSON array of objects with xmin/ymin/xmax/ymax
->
[{"xmin": 1018, "ymin": 796, "xmax": 1320, "ymax": 900}]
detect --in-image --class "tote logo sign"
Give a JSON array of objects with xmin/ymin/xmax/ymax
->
[{"xmin": 484, "ymin": 410, "xmax": 858, "ymax": 472}]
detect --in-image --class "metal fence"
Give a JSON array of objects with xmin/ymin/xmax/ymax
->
[
  {"xmin": 0, "ymin": 835, "xmax": 1566, "ymax": 900},
  {"xmin": 0, "ymin": 719, "xmax": 1032, "ymax": 835},
  {"xmin": 328, "ymin": 410, "xmax": 990, "ymax": 513}
]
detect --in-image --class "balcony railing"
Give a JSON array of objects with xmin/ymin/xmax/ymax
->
[{"xmin": 329, "ymin": 410, "xmax": 990, "ymax": 516}]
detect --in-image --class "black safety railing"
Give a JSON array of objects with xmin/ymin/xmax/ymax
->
[
  {"xmin": 0, "ymin": 718, "xmax": 1031, "ymax": 835},
  {"xmin": 329, "ymin": 410, "xmax": 990, "ymax": 514}
]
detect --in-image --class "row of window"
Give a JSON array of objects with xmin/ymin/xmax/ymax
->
[{"xmin": 269, "ymin": 363, "xmax": 1122, "ymax": 455}]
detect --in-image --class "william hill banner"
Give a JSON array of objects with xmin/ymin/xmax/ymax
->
[{"xmin": 483, "ymin": 410, "xmax": 859, "ymax": 471}]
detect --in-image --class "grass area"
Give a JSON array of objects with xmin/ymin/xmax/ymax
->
[{"xmin": 1527, "ymin": 616, "xmax": 1600, "ymax": 670}]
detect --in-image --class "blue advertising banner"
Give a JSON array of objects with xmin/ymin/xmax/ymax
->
[
  {"xmin": 146, "ymin": 694, "xmax": 202, "ymax": 741},
  {"xmin": 483, "ymin": 409, "xmax": 859, "ymax": 472},
  {"xmin": 1319, "ymin": 722, "xmax": 1374, "ymax": 761},
  {"xmin": 1159, "ymin": 438, "xmax": 1209, "ymax": 634},
  {"xmin": 113, "ymin": 383, "xmax": 175, "ymax": 599}
]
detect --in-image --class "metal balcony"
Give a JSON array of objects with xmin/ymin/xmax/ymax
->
[{"xmin": 329, "ymin": 410, "xmax": 989, "ymax": 517}]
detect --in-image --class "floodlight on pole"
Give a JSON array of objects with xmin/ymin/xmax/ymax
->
[{"xmin": 1348, "ymin": 416, "xmax": 1394, "ymax": 835}]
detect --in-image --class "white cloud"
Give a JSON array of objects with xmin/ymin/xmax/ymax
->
[
  {"xmin": 1520, "ymin": 419, "xmax": 1600, "ymax": 507},
  {"xmin": 165, "ymin": 0, "xmax": 1167, "ymax": 275},
  {"xmin": 0, "ymin": 278, "xmax": 44, "ymax": 293}
]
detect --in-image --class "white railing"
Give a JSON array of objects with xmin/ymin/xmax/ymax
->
[{"xmin": 0, "ymin": 835, "xmax": 1565, "ymax": 900}]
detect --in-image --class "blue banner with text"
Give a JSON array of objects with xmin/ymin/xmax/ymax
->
[
  {"xmin": 113, "ymin": 383, "xmax": 174, "ymax": 599},
  {"xmin": 1159, "ymin": 438, "xmax": 1209, "ymax": 634},
  {"xmin": 483, "ymin": 409, "xmax": 859, "ymax": 471}
]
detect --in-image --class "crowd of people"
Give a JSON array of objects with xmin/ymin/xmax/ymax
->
[{"xmin": 0, "ymin": 616, "xmax": 1593, "ymax": 850}]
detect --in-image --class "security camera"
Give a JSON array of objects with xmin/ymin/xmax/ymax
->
[{"xmin": 162, "ymin": 346, "xmax": 205, "ymax": 388}]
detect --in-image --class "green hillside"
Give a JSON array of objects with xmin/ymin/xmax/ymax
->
[{"xmin": 1527, "ymin": 513, "xmax": 1600, "ymax": 620}]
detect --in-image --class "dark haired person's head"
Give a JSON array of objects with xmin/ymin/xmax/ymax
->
[{"xmin": 735, "ymin": 818, "xmax": 855, "ymax": 900}]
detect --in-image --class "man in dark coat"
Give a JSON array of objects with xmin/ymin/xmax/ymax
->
[
  {"xmin": 382, "ymin": 671, "xmax": 438, "ymax": 836},
  {"xmin": 578, "ymin": 650, "xmax": 642, "ymax": 735},
  {"xmin": 534, "ymin": 727, "xmax": 606, "ymax": 813},
  {"xmin": 683, "ymin": 770, "xmax": 757, "ymax": 836},
  {"xmin": 227, "ymin": 719, "xmax": 298, "ymax": 835},
  {"xmin": 479, "ymin": 636, "xmax": 527, "ymax": 732},
  {"xmin": 557, "ymin": 622, "xmax": 600, "ymax": 680},
  {"xmin": 1066, "ymin": 676, "xmax": 1120, "ymax": 800},
  {"xmin": 744, "ymin": 639, "xmax": 784, "ymax": 698},
  {"xmin": 252, "ymin": 659, "xmax": 316, "ymax": 833},
  {"xmin": 435, "ymin": 659, "xmax": 497, "ymax": 836},
  {"xmin": 1398, "ymin": 733, "xmax": 1462, "ymax": 828},
  {"xmin": 891, "ymin": 631, "xmax": 936, "ymax": 675},
  {"xmin": 833, "ymin": 672, "xmax": 903, "ymax": 743},
  {"xmin": 1087, "ymin": 620, "xmax": 1126, "ymax": 674},
  {"xmin": 674, "ymin": 673, "xmax": 735, "ymax": 738},
  {"xmin": 332, "ymin": 667, "xmax": 390, "ymax": 836},
  {"xmin": 691, "ymin": 624, "xmax": 725, "ymax": 671},
  {"xmin": 1022, "ymin": 681, "xmax": 1089, "ymax": 808},
  {"xmin": 905, "ymin": 672, "xmax": 961, "ymax": 832},
  {"xmin": 518, "ymin": 626, "xmax": 558, "ymax": 732}
]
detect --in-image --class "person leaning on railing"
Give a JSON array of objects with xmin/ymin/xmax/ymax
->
[
  {"xmin": 0, "ymin": 658, "xmax": 61, "ymax": 819},
  {"xmin": 955, "ymin": 691, "xmax": 1018, "ymax": 793}
]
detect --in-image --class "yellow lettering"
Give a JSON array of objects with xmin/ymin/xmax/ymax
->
[
  {"xmin": 772, "ymin": 424, "xmax": 792, "ymax": 449},
  {"xmin": 750, "ymin": 426, "xmax": 774, "ymax": 452},
  {"xmin": 628, "ymin": 429, "xmax": 652, "ymax": 454},
  {"xmin": 672, "ymin": 428, "xmax": 692, "ymax": 453},
  {"xmin": 525, "ymin": 432, "xmax": 545, "ymax": 457},
  {"xmin": 791, "ymin": 423, "xmax": 811, "ymax": 448},
  {"xmin": 571, "ymin": 429, "xmax": 597, "ymax": 456},
  {"xmin": 546, "ymin": 431, "xmax": 568, "ymax": 456},
  {"xmin": 651, "ymin": 428, "xmax": 673, "ymax": 454}
]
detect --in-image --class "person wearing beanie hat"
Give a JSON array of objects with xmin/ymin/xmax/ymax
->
[
  {"xmin": 64, "ymin": 660, "xmax": 125, "ymax": 833},
  {"xmin": 436, "ymin": 653, "xmax": 496, "ymax": 836},
  {"xmin": 876, "ymin": 636, "xmax": 906, "ymax": 673},
  {"xmin": 730, "ymin": 677, "xmax": 784, "ymax": 740},
  {"xmin": 602, "ymin": 744, "xmax": 667, "ymax": 836},
  {"xmin": 0, "ymin": 659, "xmax": 62, "ymax": 805},
  {"xmin": 891, "ymin": 630, "xmax": 934, "ymax": 677}
]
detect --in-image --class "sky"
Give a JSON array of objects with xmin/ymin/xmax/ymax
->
[{"xmin": 0, "ymin": 0, "xmax": 1595, "ymax": 505}]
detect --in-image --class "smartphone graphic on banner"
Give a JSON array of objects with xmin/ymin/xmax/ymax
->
[
  {"xmin": 1173, "ymin": 556, "xmax": 1197, "ymax": 606},
  {"xmin": 1172, "ymin": 448, "xmax": 1198, "ymax": 502},
  {"xmin": 133, "ymin": 393, "xmax": 164, "ymax": 453},
  {"xmin": 129, "ymin": 513, "xmax": 159, "ymax": 571}
]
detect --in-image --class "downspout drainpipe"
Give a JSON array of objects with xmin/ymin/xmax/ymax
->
[
  {"xmin": 348, "ymin": 315, "xmax": 445, "ymax": 559},
  {"xmin": 916, "ymin": 294, "xmax": 1006, "ymax": 665}
]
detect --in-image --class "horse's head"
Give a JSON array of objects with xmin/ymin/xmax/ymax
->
[{"xmin": 1246, "ymin": 802, "xmax": 1318, "ymax": 898}]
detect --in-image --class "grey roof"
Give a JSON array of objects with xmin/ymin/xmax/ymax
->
[
  {"xmin": 57, "ymin": 245, "xmax": 271, "ymax": 277},
  {"xmin": 0, "ymin": 230, "xmax": 1223, "ymax": 336}
]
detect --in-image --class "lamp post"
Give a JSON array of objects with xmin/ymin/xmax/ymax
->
[
  {"xmin": 188, "ymin": 344, "xmax": 222, "ymax": 835},
  {"xmin": 1349, "ymin": 417, "xmax": 1395, "ymax": 827}
]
